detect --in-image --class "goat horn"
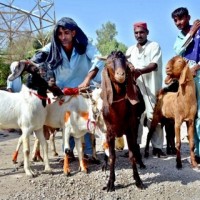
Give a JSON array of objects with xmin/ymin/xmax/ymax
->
[
  {"xmin": 27, "ymin": 60, "xmax": 40, "ymax": 68},
  {"xmin": 96, "ymin": 56, "xmax": 108, "ymax": 61}
]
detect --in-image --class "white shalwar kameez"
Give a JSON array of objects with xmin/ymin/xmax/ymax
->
[{"xmin": 126, "ymin": 40, "xmax": 164, "ymax": 148}]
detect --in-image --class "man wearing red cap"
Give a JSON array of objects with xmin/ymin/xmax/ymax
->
[{"xmin": 126, "ymin": 21, "xmax": 166, "ymax": 157}]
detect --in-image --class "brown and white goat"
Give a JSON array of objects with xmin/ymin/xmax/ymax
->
[
  {"xmin": 144, "ymin": 56, "xmax": 197, "ymax": 169},
  {"xmin": 100, "ymin": 51, "xmax": 145, "ymax": 191}
]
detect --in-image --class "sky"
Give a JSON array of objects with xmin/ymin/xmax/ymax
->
[
  {"xmin": 53, "ymin": 0, "xmax": 199, "ymax": 67},
  {"xmin": 2, "ymin": 0, "xmax": 199, "ymax": 70}
]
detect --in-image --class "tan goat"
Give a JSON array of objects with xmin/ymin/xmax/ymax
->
[{"xmin": 144, "ymin": 56, "xmax": 197, "ymax": 169}]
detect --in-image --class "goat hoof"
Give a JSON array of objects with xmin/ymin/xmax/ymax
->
[
  {"xmin": 136, "ymin": 180, "xmax": 145, "ymax": 190},
  {"xmin": 79, "ymin": 166, "xmax": 88, "ymax": 174},
  {"xmin": 53, "ymin": 152, "xmax": 59, "ymax": 156},
  {"xmin": 25, "ymin": 170, "xmax": 37, "ymax": 177},
  {"xmin": 64, "ymin": 171, "xmax": 71, "ymax": 176},
  {"xmin": 103, "ymin": 181, "xmax": 115, "ymax": 192},
  {"xmin": 176, "ymin": 163, "xmax": 182, "ymax": 169},
  {"xmin": 139, "ymin": 163, "xmax": 146, "ymax": 169},
  {"xmin": 43, "ymin": 169, "xmax": 53, "ymax": 175},
  {"xmin": 12, "ymin": 160, "xmax": 18, "ymax": 164}
]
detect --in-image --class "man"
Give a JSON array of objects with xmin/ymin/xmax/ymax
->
[
  {"xmin": 171, "ymin": 7, "xmax": 200, "ymax": 163},
  {"xmin": 7, "ymin": 61, "xmax": 22, "ymax": 93},
  {"xmin": 32, "ymin": 17, "xmax": 104, "ymax": 162},
  {"xmin": 126, "ymin": 22, "xmax": 166, "ymax": 157}
]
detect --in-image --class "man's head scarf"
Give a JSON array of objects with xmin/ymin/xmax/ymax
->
[{"xmin": 46, "ymin": 17, "xmax": 88, "ymax": 70}]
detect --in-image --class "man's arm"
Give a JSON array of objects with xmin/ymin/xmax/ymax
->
[
  {"xmin": 78, "ymin": 67, "xmax": 99, "ymax": 88},
  {"xmin": 134, "ymin": 63, "xmax": 157, "ymax": 79}
]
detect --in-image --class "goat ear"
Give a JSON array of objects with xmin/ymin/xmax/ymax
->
[
  {"xmin": 179, "ymin": 65, "xmax": 192, "ymax": 85},
  {"xmin": 101, "ymin": 67, "xmax": 113, "ymax": 106},
  {"xmin": 8, "ymin": 61, "xmax": 25, "ymax": 81},
  {"xmin": 126, "ymin": 69, "xmax": 139, "ymax": 105}
]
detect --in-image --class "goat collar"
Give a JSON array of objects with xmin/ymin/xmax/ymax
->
[
  {"xmin": 29, "ymin": 91, "xmax": 51, "ymax": 104},
  {"xmin": 87, "ymin": 120, "xmax": 96, "ymax": 133}
]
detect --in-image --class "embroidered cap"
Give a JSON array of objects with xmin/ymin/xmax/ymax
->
[{"xmin": 133, "ymin": 22, "xmax": 148, "ymax": 30}]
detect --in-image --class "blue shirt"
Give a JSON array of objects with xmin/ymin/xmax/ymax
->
[
  {"xmin": 7, "ymin": 77, "xmax": 22, "ymax": 92},
  {"xmin": 174, "ymin": 27, "xmax": 200, "ymax": 66},
  {"xmin": 42, "ymin": 42, "xmax": 104, "ymax": 89}
]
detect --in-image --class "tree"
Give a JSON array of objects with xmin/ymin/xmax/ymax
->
[
  {"xmin": 32, "ymin": 31, "xmax": 52, "ymax": 50},
  {"xmin": 96, "ymin": 22, "xmax": 127, "ymax": 55},
  {"xmin": 0, "ymin": 57, "xmax": 10, "ymax": 88}
]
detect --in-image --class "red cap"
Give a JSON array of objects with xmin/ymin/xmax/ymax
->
[{"xmin": 133, "ymin": 22, "xmax": 148, "ymax": 30}]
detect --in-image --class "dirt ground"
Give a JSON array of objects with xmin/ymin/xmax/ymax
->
[{"xmin": 0, "ymin": 124, "xmax": 200, "ymax": 200}]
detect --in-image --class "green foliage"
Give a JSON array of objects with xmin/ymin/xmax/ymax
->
[
  {"xmin": 96, "ymin": 21, "xmax": 127, "ymax": 55},
  {"xmin": 33, "ymin": 31, "xmax": 52, "ymax": 50},
  {"xmin": 0, "ymin": 30, "xmax": 52, "ymax": 87},
  {"xmin": 0, "ymin": 57, "xmax": 10, "ymax": 87}
]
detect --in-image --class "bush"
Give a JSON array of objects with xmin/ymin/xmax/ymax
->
[{"xmin": 0, "ymin": 58, "xmax": 10, "ymax": 87}]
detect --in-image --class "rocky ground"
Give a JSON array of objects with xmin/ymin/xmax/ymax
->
[{"xmin": 0, "ymin": 124, "xmax": 200, "ymax": 200}]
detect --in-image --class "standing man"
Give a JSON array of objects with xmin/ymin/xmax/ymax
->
[
  {"xmin": 126, "ymin": 22, "xmax": 166, "ymax": 157},
  {"xmin": 171, "ymin": 7, "xmax": 200, "ymax": 163},
  {"xmin": 32, "ymin": 17, "xmax": 104, "ymax": 162}
]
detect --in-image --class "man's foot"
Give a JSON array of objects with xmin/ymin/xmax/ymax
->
[
  {"xmin": 84, "ymin": 154, "xmax": 101, "ymax": 165},
  {"xmin": 195, "ymin": 155, "xmax": 200, "ymax": 164},
  {"xmin": 166, "ymin": 147, "xmax": 176, "ymax": 155},
  {"xmin": 153, "ymin": 148, "xmax": 167, "ymax": 158}
]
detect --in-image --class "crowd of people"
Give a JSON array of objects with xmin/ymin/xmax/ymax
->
[{"xmin": 6, "ymin": 7, "xmax": 200, "ymax": 164}]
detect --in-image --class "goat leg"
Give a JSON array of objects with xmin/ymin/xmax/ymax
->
[
  {"xmin": 75, "ymin": 138, "xmax": 88, "ymax": 173},
  {"xmin": 134, "ymin": 144, "xmax": 146, "ymax": 169},
  {"xmin": 127, "ymin": 142, "xmax": 145, "ymax": 189},
  {"xmin": 35, "ymin": 129, "xmax": 52, "ymax": 174},
  {"xmin": 49, "ymin": 133, "xmax": 58, "ymax": 156},
  {"xmin": 175, "ymin": 124, "xmax": 182, "ymax": 169},
  {"xmin": 63, "ymin": 154, "xmax": 70, "ymax": 175},
  {"xmin": 102, "ymin": 154, "xmax": 108, "ymax": 172},
  {"xmin": 103, "ymin": 137, "xmax": 116, "ymax": 192},
  {"xmin": 144, "ymin": 129, "xmax": 154, "ymax": 158},
  {"xmin": 187, "ymin": 121, "xmax": 198, "ymax": 168}
]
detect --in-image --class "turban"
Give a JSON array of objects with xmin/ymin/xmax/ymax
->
[
  {"xmin": 133, "ymin": 22, "xmax": 148, "ymax": 30},
  {"xmin": 46, "ymin": 17, "xmax": 88, "ymax": 70}
]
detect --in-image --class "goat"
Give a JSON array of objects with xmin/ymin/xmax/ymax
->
[
  {"xmin": 11, "ymin": 82, "xmax": 104, "ymax": 175},
  {"xmin": 0, "ymin": 61, "xmax": 58, "ymax": 177},
  {"xmin": 144, "ymin": 56, "xmax": 197, "ymax": 169},
  {"xmin": 45, "ymin": 87, "xmax": 104, "ymax": 175},
  {"xmin": 100, "ymin": 51, "xmax": 145, "ymax": 191}
]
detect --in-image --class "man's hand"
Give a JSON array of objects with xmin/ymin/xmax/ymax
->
[
  {"xmin": 190, "ymin": 19, "xmax": 200, "ymax": 37},
  {"xmin": 78, "ymin": 78, "xmax": 90, "ymax": 89},
  {"xmin": 190, "ymin": 64, "xmax": 200, "ymax": 77}
]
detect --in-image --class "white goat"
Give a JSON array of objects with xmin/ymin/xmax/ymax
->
[{"xmin": 0, "ymin": 84, "xmax": 51, "ymax": 177}]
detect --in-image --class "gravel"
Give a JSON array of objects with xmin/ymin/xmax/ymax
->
[{"xmin": 0, "ymin": 124, "xmax": 200, "ymax": 200}]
